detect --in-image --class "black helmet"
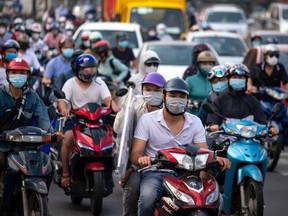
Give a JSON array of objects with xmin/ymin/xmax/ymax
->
[
  {"xmin": 164, "ymin": 78, "xmax": 189, "ymax": 95},
  {"xmin": 116, "ymin": 32, "xmax": 128, "ymax": 41},
  {"xmin": 71, "ymin": 49, "xmax": 84, "ymax": 71},
  {"xmin": 2, "ymin": 39, "xmax": 20, "ymax": 53}
]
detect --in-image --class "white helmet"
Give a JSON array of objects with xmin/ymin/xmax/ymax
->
[
  {"xmin": 264, "ymin": 44, "xmax": 280, "ymax": 54},
  {"xmin": 65, "ymin": 22, "xmax": 75, "ymax": 31},
  {"xmin": 31, "ymin": 23, "xmax": 42, "ymax": 33}
]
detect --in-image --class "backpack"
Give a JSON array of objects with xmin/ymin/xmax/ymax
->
[{"xmin": 109, "ymin": 58, "xmax": 131, "ymax": 84}]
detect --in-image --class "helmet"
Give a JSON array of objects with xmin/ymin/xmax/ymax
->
[
  {"xmin": 81, "ymin": 31, "xmax": 90, "ymax": 40},
  {"xmin": 2, "ymin": 39, "xmax": 20, "ymax": 53},
  {"xmin": 207, "ymin": 65, "xmax": 228, "ymax": 81},
  {"xmin": 16, "ymin": 33, "xmax": 29, "ymax": 43},
  {"xmin": 13, "ymin": 17, "xmax": 23, "ymax": 26},
  {"xmin": 14, "ymin": 24, "xmax": 26, "ymax": 32},
  {"xmin": 164, "ymin": 78, "xmax": 189, "ymax": 95},
  {"xmin": 75, "ymin": 54, "xmax": 98, "ymax": 71},
  {"xmin": 31, "ymin": 23, "xmax": 42, "ymax": 33},
  {"xmin": 65, "ymin": 22, "xmax": 75, "ymax": 31},
  {"xmin": 264, "ymin": 44, "xmax": 280, "ymax": 54},
  {"xmin": 6, "ymin": 58, "xmax": 30, "ymax": 73},
  {"xmin": 93, "ymin": 40, "xmax": 110, "ymax": 54},
  {"xmin": 50, "ymin": 21, "xmax": 60, "ymax": 29},
  {"xmin": 228, "ymin": 63, "xmax": 249, "ymax": 77},
  {"xmin": 59, "ymin": 38, "xmax": 75, "ymax": 49},
  {"xmin": 156, "ymin": 23, "xmax": 167, "ymax": 33},
  {"xmin": 59, "ymin": 16, "xmax": 67, "ymax": 23},
  {"xmin": 142, "ymin": 72, "xmax": 166, "ymax": 87},
  {"xmin": 89, "ymin": 31, "xmax": 103, "ymax": 42},
  {"xmin": 71, "ymin": 49, "xmax": 84, "ymax": 71},
  {"xmin": 266, "ymin": 36, "xmax": 278, "ymax": 44},
  {"xmin": 116, "ymin": 32, "xmax": 128, "ymax": 41},
  {"xmin": 197, "ymin": 51, "xmax": 216, "ymax": 63}
]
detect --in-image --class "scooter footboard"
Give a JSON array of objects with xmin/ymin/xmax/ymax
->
[
  {"xmin": 24, "ymin": 178, "xmax": 48, "ymax": 194},
  {"xmin": 237, "ymin": 164, "xmax": 263, "ymax": 185}
]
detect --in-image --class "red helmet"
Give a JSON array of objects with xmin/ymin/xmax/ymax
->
[
  {"xmin": 93, "ymin": 39, "xmax": 110, "ymax": 54},
  {"xmin": 6, "ymin": 58, "xmax": 31, "ymax": 73}
]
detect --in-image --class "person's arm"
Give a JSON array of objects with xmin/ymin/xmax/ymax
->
[
  {"xmin": 280, "ymin": 64, "xmax": 288, "ymax": 90},
  {"xmin": 130, "ymin": 138, "xmax": 149, "ymax": 167},
  {"xmin": 42, "ymin": 58, "xmax": 53, "ymax": 85},
  {"xmin": 247, "ymin": 77, "xmax": 258, "ymax": 93},
  {"xmin": 112, "ymin": 58, "xmax": 129, "ymax": 83},
  {"xmin": 103, "ymin": 96, "xmax": 119, "ymax": 113}
]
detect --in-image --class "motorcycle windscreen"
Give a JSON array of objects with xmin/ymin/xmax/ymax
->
[{"xmin": 115, "ymin": 87, "xmax": 135, "ymax": 181}]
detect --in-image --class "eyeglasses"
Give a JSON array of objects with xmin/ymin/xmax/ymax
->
[
  {"xmin": 208, "ymin": 69, "xmax": 226, "ymax": 80},
  {"xmin": 232, "ymin": 68, "xmax": 247, "ymax": 75},
  {"xmin": 145, "ymin": 62, "xmax": 159, "ymax": 67},
  {"xmin": 267, "ymin": 53, "xmax": 279, "ymax": 58}
]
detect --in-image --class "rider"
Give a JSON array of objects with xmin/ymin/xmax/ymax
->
[
  {"xmin": 0, "ymin": 18, "xmax": 12, "ymax": 45},
  {"xmin": 206, "ymin": 63, "xmax": 278, "ymax": 136},
  {"xmin": 0, "ymin": 39, "xmax": 20, "ymax": 85},
  {"xmin": 43, "ymin": 21, "xmax": 65, "ymax": 51},
  {"xmin": 248, "ymin": 44, "xmax": 288, "ymax": 94},
  {"xmin": 198, "ymin": 65, "xmax": 229, "ymax": 126},
  {"xmin": 58, "ymin": 54, "xmax": 119, "ymax": 190},
  {"xmin": 113, "ymin": 72, "xmax": 166, "ymax": 216},
  {"xmin": 0, "ymin": 58, "xmax": 62, "ymax": 214},
  {"xmin": 29, "ymin": 23, "xmax": 48, "ymax": 57},
  {"xmin": 185, "ymin": 50, "xmax": 217, "ymax": 115},
  {"xmin": 130, "ymin": 77, "xmax": 231, "ymax": 216},
  {"xmin": 128, "ymin": 50, "xmax": 161, "ymax": 95}
]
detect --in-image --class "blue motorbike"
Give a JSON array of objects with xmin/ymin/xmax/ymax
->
[
  {"xmin": 257, "ymin": 87, "xmax": 288, "ymax": 171},
  {"xmin": 204, "ymin": 103, "xmax": 281, "ymax": 216}
]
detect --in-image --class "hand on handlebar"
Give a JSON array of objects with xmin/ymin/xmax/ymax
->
[
  {"xmin": 216, "ymin": 156, "xmax": 231, "ymax": 171},
  {"xmin": 137, "ymin": 156, "xmax": 152, "ymax": 168},
  {"xmin": 268, "ymin": 127, "xmax": 279, "ymax": 137},
  {"xmin": 208, "ymin": 124, "xmax": 219, "ymax": 132},
  {"xmin": 60, "ymin": 108, "xmax": 70, "ymax": 117},
  {"xmin": 51, "ymin": 131, "xmax": 64, "ymax": 142}
]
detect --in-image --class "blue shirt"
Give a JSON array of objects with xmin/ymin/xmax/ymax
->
[
  {"xmin": 0, "ymin": 84, "xmax": 52, "ymax": 132},
  {"xmin": 44, "ymin": 55, "xmax": 71, "ymax": 82}
]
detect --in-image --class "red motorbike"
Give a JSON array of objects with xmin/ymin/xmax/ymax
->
[
  {"xmin": 53, "ymin": 89, "xmax": 127, "ymax": 215},
  {"xmin": 141, "ymin": 145, "xmax": 222, "ymax": 216}
]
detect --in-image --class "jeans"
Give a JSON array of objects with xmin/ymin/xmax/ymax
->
[
  {"xmin": 138, "ymin": 170, "xmax": 176, "ymax": 216},
  {"xmin": 122, "ymin": 171, "xmax": 141, "ymax": 216}
]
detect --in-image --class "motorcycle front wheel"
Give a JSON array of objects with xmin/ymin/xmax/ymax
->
[
  {"xmin": 27, "ymin": 192, "xmax": 48, "ymax": 216},
  {"xmin": 267, "ymin": 134, "xmax": 283, "ymax": 172},
  {"xmin": 90, "ymin": 171, "xmax": 104, "ymax": 216},
  {"xmin": 243, "ymin": 179, "xmax": 264, "ymax": 216}
]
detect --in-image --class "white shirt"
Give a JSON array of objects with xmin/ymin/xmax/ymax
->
[
  {"xmin": 134, "ymin": 108, "xmax": 206, "ymax": 159},
  {"xmin": 62, "ymin": 77, "xmax": 111, "ymax": 109},
  {"xmin": 18, "ymin": 49, "xmax": 41, "ymax": 70}
]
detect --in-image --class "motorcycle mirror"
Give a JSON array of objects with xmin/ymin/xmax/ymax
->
[
  {"xmin": 54, "ymin": 89, "xmax": 66, "ymax": 99},
  {"xmin": 115, "ymin": 88, "xmax": 128, "ymax": 97},
  {"xmin": 202, "ymin": 103, "xmax": 215, "ymax": 114},
  {"xmin": 48, "ymin": 105, "xmax": 57, "ymax": 121}
]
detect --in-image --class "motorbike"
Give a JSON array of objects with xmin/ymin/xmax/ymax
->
[
  {"xmin": 256, "ymin": 86, "xmax": 288, "ymax": 171},
  {"xmin": 53, "ymin": 88, "xmax": 127, "ymax": 216},
  {"xmin": 0, "ymin": 125, "xmax": 55, "ymax": 216},
  {"xmin": 139, "ymin": 145, "xmax": 222, "ymax": 216},
  {"xmin": 203, "ymin": 102, "xmax": 282, "ymax": 216}
]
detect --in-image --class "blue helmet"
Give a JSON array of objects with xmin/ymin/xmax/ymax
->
[
  {"xmin": 50, "ymin": 21, "xmax": 60, "ymax": 30},
  {"xmin": 75, "ymin": 54, "xmax": 98, "ymax": 83}
]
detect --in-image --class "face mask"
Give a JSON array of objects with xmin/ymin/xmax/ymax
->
[
  {"xmin": 5, "ymin": 53, "xmax": 18, "ymax": 62},
  {"xmin": 52, "ymin": 29, "xmax": 58, "ymax": 35},
  {"xmin": 118, "ymin": 40, "xmax": 129, "ymax": 48},
  {"xmin": 35, "ymin": 53, "xmax": 42, "ymax": 60},
  {"xmin": 157, "ymin": 30, "xmax": 165, "ymax": 37},
  {"xmin": 78, "ymin": 72, "xmax": 96, "ymax": 83},
  {"xmin": 145, "ymin": 66, "xmax": 158, "ymax": 74},
  {"xmin": 266, "ymin": 56, "xmax": 278, "ymax": 66},
  {"xmin": 62, "ymin": 48, "xmax": 74, "ymax": 58},
  {"xmin": 142, "ymin": 91, "xmax": 163, "ymax": 106},
  {"xmin": 199, "ymin": 65, "xmax": 213, "ymax": 76},
  {"xmin": 165, "ymin": 97, "xmax": 187, "ymax": 115},
  {"xmin": 0, "ymin": 27, "xmax": 6, "ymax": 35},
  {"xmin": 148, "ymin": 30, "xmax": 156, "ymax": 37},
  {"xmin": 66, "ymin": 30, "xmax": 73, "ymax": 37},
  {"xmin": 251, "ymin": 41, "xmax": 261, "ymax": 47},
  {"xmin": 229, "ymin": 78, "xmax": 246, "ymax": 91},
  {"xmin": 32, "ymin": 33, "xmax": 40, "ymax": 40},
  {"xmin": 212, "ymin": 81, "xmax": 228, "ymax": 93},
  {"xmin": 83, "ymin": 40, "xmax": 90, "ymax": 48},
  {"xmin": 9, "ymin": 74, "xmax": 28, "ymax": 88}
]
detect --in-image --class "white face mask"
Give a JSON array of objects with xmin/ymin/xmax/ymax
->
[
  {"xmin": 32, "ymin": 33, "xmax": 39, "ymax": 40},
  {"xmin": 83, "ymin": 40, "xmax": 90, "ymax": 48},
  {"xmin": 0, "ymin": 27, "xmax": 6, "ymax": 34},
  {"xmin": 145, "ymin": 66, "xmax": 158, "ymax": 74},
  {"xmin": 142, "ymin": 91, "xmax": 163, "ymax": 106},
  {"xmin": 266, "ymin": 56, "xmax": 278, "ymax": 66},
  {"xmin": 165, "ymin": 97, "xmax": 187, "ymax": 115}
]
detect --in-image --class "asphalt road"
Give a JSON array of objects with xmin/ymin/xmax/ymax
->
[{"xmin": 48, "ymin": 148, "xmax": 288, "ymax": 216}]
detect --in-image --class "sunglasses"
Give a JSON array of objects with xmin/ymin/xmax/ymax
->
[
  {"xmin": 267, "ymin": 53, "xmax": 279, "ymax": 58},
  {"xmin": 208, "ymin": 69, "xmax": 226, "ymax": 80},
  {"xmin": 145, "ymin": 62, "xmax": 159, "ymax": 67}
]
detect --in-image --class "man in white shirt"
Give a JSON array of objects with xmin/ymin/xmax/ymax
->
[
  {"xmin": 130, "ymin": 77, "xmax": 231, "ymax": 216},
  {"xmin": 58, "ymin": 54, "xmax": 119, "ymax": 189}
]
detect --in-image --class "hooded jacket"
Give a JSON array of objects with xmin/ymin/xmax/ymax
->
[{"xmin": 128, "ymin": 50, "xmax": 160, "ymax": 95}]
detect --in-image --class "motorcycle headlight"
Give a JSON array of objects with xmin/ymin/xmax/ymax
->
[
  {"xmin": 194, "ymin": 154, "xmax": 209, "ymax": 170},
  {"xmin": 236, "ymin": 124, "xmax": 257, "ymax": 138},
  {"xmin": 6, "ymin": 135, "xmax": 51, "ymax": 143},
  {"xmin": 165, "ymin": 181, "xmax": 195, "ymax": 205},
  {"xmin": 205, "ymin": 182, "xmax": 220, "ymax": 205},
  {"xmin": 170, "ymin": 153, "xmax": 193, "ymax": 171},
  {"xmin": 77, "ymin": 141, "xmax": 95, "ymax": 157}
]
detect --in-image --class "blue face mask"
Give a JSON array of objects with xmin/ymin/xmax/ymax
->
[
  {"xmin": 212, "ymin": 81, "xmax": 228, "ymax": 93},
  {"xmin": 5, "ymin": 53, "xmax": 18, "ymax": 62},
  {"xmin": 251, "ymin": 41, "xmax": 261, "ymax": 47},
  {"xmin": 229, "ymin": 78, "xmax": 246, "ymax": 91},
  {"xmin": 9, "ymin": 74, "xmax": 28, "ymax": 88},
  {"xmin": 62, "ymin": 48, "xmax": 74, "ymax": 58},
  {"xmin": 118, "ymin": 40, "xmax": 129, "ymax": 48}
]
